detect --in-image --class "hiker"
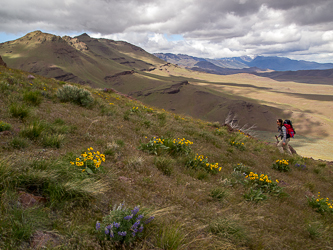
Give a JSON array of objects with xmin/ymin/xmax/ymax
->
[{"xmin": 276, "ymin": 119, "xmax": 292, "ymax": 155}]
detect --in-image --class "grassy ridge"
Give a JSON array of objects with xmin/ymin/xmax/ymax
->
[{"xmin": 0, "ymin": 65, "xmax": 333, "ymax": 249}]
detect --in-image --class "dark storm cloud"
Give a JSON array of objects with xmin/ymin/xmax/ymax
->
[{"xmin": 1, "ymin": 0, "xmax": 333, "ymax": 62}]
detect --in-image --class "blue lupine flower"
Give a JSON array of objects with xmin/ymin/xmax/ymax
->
[
  {"xmin": 138, "ymin": 225, "xmax": 144, "ymax": 233},
  {"xmin": 106, "ymin": 224, "xmax": 112, "ymax": 230},
  {"xmin": 124, "ymin": 214, "xmax": 133, "ymax": 220},
  {"xmin": 131, "ymin": 206, "xmax": 140, "ymax": 216},
  {"xmin": 105, "ymin": 228, "xmax": 109, "ymax": 235},
  {"xmin": 113, "ymin": 222, "xmax": 120, "ymax": 228},
  {"xmin": 144, "ymin": 216, "xmax": 154, "ymax": 224},
  {"xmin": 118, "ymin": 231, "xmax": 127, "ymax": 236},
  {"xmin": 132, "ymin": 221, "xmax": 140, "ymax": 229},
  {"xmin": 110, "ymin": 230, "xmax": 114, "ymax": 238},
  {"xmin": 96, "ymin": 221, "xmax": 101, "ymax": 230},
  {"xmin": 132, "ymin": 232, "xmax": 136, "ymax": 237},
  {"xmin": 137, "ymin": 214, "xmax": 144, "ymax": 220}
]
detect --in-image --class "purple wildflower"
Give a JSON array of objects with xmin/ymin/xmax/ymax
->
[
  {"xmin": 118, "ymin": 231, "xmax": 127, "ymax": 237},
  {"xmin": 137, "ymin": 214, "xmax": 144, "ymax": 220},
  {"xmin": 113, "ymin": 222, "xmax": 120, "ymax": 228},
  {"xmin": 106, "ymin": 224, "xmax": 112, "ymax": 230},
  {"xmin": 132, "ymin": 221, "xmax": 141, "ymax": 229},
  {"xmin": 95, "ymin": 221, "xmax": 101, "ymax": 231},
  {"xmin": 124, "ymin": 214, "xmax": 133, "ymax": 220},
  {"xmin": 132, "ymin": 232, "xmax": 136, "ymax": 237},
  {"xmin": 144, "ymin": 216, "xmax": 154, "ymax": 224},
  {"xmin": 110, "ymin": 230, "xmax": 114, "ymax": 238},
  {"xmin": 105, "ymin": 228, "xmax": 109, "ymax": 235},
  {"xmin": 131, "ymin": 206, "xmax": 140, "ymax": 216},
  {"xmin": 138, "ymin": 225, "xmax": 144, "ymax": 233}
]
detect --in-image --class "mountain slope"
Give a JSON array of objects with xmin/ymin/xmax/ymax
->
[
  {"xmin": 234, "ymin": 56, "xmax": 333, "ymax": 71},
  {"xmin": 1, "ymin": 65, "xmax": 333, "ymax": 249},
  {"xmin": 0, "ymin": 31, "xmax": 164, "ymax": 87},
  {"xmin": 0, "ymin": 31, "xmax": 285, "ymax": 132},
  {"xmin": 155, "ymin": 53, "xmax": 333, "ymax": 72},
  {"xmin": 257, "ymin": 68, "xmax": 333, "ymax": 85}
]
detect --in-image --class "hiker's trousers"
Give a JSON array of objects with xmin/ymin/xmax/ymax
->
[{"xmin": 277, "ymin": 138, "xmax": 292, "ymax": 155}]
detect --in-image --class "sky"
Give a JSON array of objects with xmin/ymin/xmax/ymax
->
[{"xmin": 1, "ymin": 0, "xmax": 333, "ymax": 63}]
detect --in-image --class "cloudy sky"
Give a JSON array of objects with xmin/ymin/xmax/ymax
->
[{"xmin": 1, "ymin": 0, "xmax": 333, "ymax": 63}]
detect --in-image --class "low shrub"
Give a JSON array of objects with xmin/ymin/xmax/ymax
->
[{"xmin": 56, "ymin": 84, "xmax": 94, "ymax": 107}]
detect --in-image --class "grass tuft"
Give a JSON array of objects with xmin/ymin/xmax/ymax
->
[{"xmin": 9, "ymin": 102, "xmax": 30, "ymax": 119}]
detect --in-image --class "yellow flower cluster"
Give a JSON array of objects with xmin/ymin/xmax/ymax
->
[
  {"xmin": 231, "ymin": 141, "xmax": 244, "ymax": 145},
  {"xmin": 245, "ymin": 172, "xmax": 278, "ymax": 183},
  {"xmin": 173, "ymin": 138, "xmax": 193, "ymax": 146},
  {"xmin": 195, "ymin": 154, "xmax": 207, "ymax": 162},
  {"xmin": 143, "ymin": 106, "xmax": 154, "ymax": 112},
  {"xmin": 195, "ymin": 154, "xmax": 222, "ymax": 171},
  {"xmin": 70, "ymin": 147, "xmax": 105, "ymax": 172},
  {"xmin": 152, "ymin": 137, "xmax": 164, "ymax": 144},
  {"xmin": 316, "ymin": 192, "xmax": 333, "ymax": 209},
  {"xmin": 276, "ymin": 159, "xmax": 289, "ymax": 165}
]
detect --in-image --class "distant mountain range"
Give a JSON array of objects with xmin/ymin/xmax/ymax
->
[{"xmin": 154, "ymin": 53, "xmax": 333, "ymax": 72}]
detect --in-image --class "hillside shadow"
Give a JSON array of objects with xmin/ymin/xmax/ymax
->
[
  {"xmin": 255, "ymin": 70, "xmax": 333, "ymax": 86},
  {"xmin": 273, "ymin": 91, "xmax": 333, "ymax": 102},
  {"xmin": 140, "ymin": 71, "xmax": 273, "ymax": 91}
]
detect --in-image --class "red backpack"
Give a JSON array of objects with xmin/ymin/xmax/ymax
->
[{"xmin": 283, "ymin": 120, "xmax": 296, "ymax": 138}]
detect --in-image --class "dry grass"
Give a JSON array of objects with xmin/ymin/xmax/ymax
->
[{"xmin": 0, "ymin": 65, "xmax": 333, "ymax": 249}]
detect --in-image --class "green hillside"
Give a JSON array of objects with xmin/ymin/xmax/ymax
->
[{"xmin": 1, "ymin": 65, "xmax": 333, "ymax": 249}]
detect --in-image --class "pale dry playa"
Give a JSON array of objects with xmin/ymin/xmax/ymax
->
[{"xmin": 152, "ymin": 65, "xmax": 333, "ymax": 161}]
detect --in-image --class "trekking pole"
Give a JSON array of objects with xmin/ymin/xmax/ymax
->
[{"xmin": 275, "ymin": 135, "xmax": 279, "ymax": 144}]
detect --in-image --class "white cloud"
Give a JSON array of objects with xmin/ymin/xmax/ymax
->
[{"xmin": 1, "ymin": 0, "xmax": 333, "ymax": 63}]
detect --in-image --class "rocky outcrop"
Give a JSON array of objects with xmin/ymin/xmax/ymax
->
[
  {"xmin": 62, "ymin": 36, "xmax": 88, "ymax": 51},
  {"xmin": 0, "ymin": 55, "xmax": 7, "ymax": 67},
  {"xmin": 104, "ymin": 70, "xmax": 135, "ymax": 80},
  {"xmin": 162, "ymin": 81, "xmax": 189, "ymax": 94}
]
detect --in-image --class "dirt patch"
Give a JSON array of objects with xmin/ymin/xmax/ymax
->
[
  {"xmin": 18, "ymin": 191, "xmax": 47, "ymax": 208},
  {"xmin": 30, "ymin": 231, "xmax": 61, "ymax": 249}
]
